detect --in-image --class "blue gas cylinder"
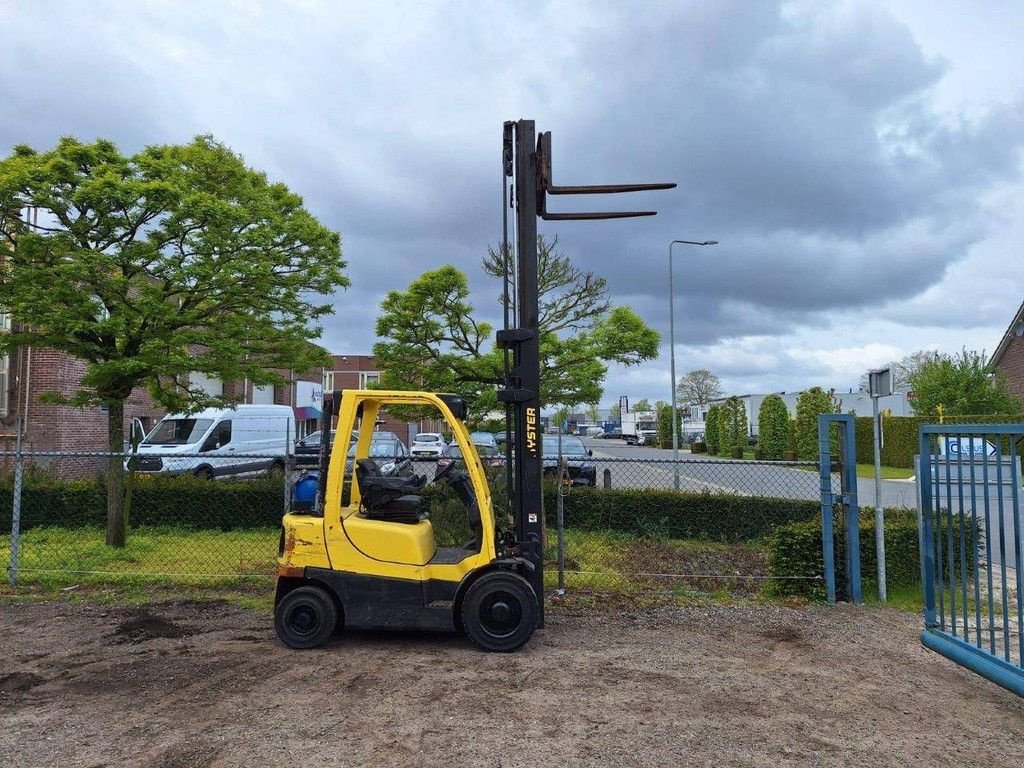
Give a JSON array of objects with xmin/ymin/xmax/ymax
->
[{"xmin": 292, "ymin": 472, "xmax": 319, "ymax": 511}]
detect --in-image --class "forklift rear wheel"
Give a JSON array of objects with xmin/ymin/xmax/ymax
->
[
  {"xmin": 461, "ymin": 571, "xmax": 538, "ymax": 652},
  {"xmin": 275, "ymin": 586, "xmax": 338, "ymax": 649}
]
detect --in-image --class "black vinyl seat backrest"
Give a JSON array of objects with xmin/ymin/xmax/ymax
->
[{"xmin": 355, "ymin": 458, "xmax": 427, "ymax": 524}]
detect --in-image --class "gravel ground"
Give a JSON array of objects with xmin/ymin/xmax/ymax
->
[{"xmin": 2, "ymin": 599, "xmax": 1023, "ymax": 767}]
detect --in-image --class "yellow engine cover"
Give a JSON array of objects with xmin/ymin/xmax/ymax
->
[{"xmin": 342, "ymin": 512, "xmax": 436, "ymax": 566}]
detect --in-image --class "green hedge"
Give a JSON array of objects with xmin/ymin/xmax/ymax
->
[
  {"xmin": 2, "ymin": 475, "xmax": 820, "ymax": 547},
  {"xmin": 854, "ymin": 414, "xmax": 1024, "ymax": 469},
  {"xmin": 546, "ymin": 487, "xmax": 818, "ymax": 542},
  {"xmin": 766, "ymin": 509, "xmax": 978, "ymax": 600},
  {"xmin": 0, "ymin": 475, "xmax": 286, "ymax": 532}
]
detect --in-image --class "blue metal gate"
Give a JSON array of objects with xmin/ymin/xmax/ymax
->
[
  {"xmin": 918, "ymin": 424, "xmax": 1024, "ymax": 697},
  {"xmin": 818, "ymin": 413, "xmax": 862, "ymax": 605}
]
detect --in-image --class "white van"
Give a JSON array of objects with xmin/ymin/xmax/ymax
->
[{"xmin": 130, "ymin": 405, "xmax": 295, "ymax": 479}]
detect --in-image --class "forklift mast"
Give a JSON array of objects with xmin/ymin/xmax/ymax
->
[{"xmin": 498, "ymin": 120, "xmax": 675, "ymax": 626}]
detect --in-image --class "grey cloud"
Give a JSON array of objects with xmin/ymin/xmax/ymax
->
[{"xmin": 2, "ymin": 0, "xmax": 1021, "ymax": 399}]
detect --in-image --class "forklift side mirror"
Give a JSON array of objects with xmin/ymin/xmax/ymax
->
[{"xmin": 588, "ymin": 449, "xmax": 593, "ymax": 457}]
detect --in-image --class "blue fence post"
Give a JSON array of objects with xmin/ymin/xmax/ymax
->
[
  {"xmin": 819, "ymin": 416, "xmax": 836, "ymax": 605},
  {"xmin": 841, "ymin": 415, "xmax": 862, "ymax": 604}
]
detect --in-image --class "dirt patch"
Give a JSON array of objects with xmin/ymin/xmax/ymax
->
[
  {"xmin": 1, "ymin": 599, "xmax": 1023, "ymax": 767},
  {"xmin": 112, "ymin": 609, "xmax": 191, "ymax": 643},
  {"xmin": 0, "ymin": 671, "xmax": 44, "ymax": 693}
]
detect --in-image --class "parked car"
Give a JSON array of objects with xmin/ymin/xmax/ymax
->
[
  {"xmin": 345, "ymin": 439, "xmax": 413, "ymax": 478},
  {"xmin": 410, "ymin": 432, "xmax": 447, "ymax": 459},
  {"xmin": 541, "ymin": 435, "xmax": 596, "ymax": 486},
  {"xmin": 294, "ymin": 429, "xmax": 400, "ymax": 468},
  {"xmin": 129, "ymin": 405, "xmax": 294, "ymax": 479},
  {"xmin": 683, "ymin": 431, "xmax": 704, "ymax": 444},
  {"xmin": 470, "ymin": 431, "xmax": 498, "ymax": 449},
  {"xmin": 493, "ymin": 430, "xmax": 514, "ymax": 447},
  {"xmin": 435, "ymin": 443, "xmax": 503, "ymax": 479},
  {"xmin": 594, "ymin": 428, "xmax": 623, "ymax": 440}
]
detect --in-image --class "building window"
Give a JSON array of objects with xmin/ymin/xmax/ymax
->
[
  {"xmin": 0, "ymin": 311, "xmax": 9, "ymax": 417},
  {"xmin": 251, "ymin": 384, "xmax": 274, "ymax": 405},
  {"xmin": 190, "ymin": 372, "xmax": 223, "ymax": 397},
  {"xmin": 360, "ymin": 371, "xmax": 380, "ymax": 388},
  {"xmin": 323, "ymin": 371, "xmax": 335, "ymax": 392}
]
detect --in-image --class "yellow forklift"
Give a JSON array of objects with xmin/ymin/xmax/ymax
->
[{"xmin": 273, "ymin": 120, "xmax": 673, "ymax": 651}]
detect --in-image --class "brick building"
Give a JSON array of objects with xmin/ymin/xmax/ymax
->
[
  {"xmin": 0, "ymin": 344, "xmax": 166, "ymax": 453},
  {"xmin": 990, "ymin": 299, "xmax": 1024, "ymax": 402},
  {"xmin": 0, "ymin": 346, "xmax": 427, "ymax": 453},
  {"xmin": 321, "ymin": 354, "xmax": 430, "ymax": 442}
]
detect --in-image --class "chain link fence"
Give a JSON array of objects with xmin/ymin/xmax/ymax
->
[{"xmin": 2, "ymin": 450, "xmax": 837, "ymax": 600}]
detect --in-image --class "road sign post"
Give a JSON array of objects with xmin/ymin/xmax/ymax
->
[{"xmin": 868, "ymin": 367, "xmax": 892, "ymax": 602}]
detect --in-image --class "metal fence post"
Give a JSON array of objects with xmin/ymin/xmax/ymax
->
[
  {"xmin": 283, "ymin": 421, "xmax": 292, "ymax": 515},
  {"xmin": 872, "ymin": 395, "xmax": 887, "ymax": 601},
  {"xmin": 603, "ymin": 468, "xmax": 611, "ymax": 489},
  {"xmin": 556, "ymin": 457, "xmax": 566, "ymax": 594},
  {"xmin": 818, "ymin": 415, "xmax": 837, "ymax": 605},
  {"xmin": 840, "ymin": 419, "xmax": 862, "ymax": 604},
  {"xmin": 8, "ymin": 421, "xmax": 24, "ymax": 587}
]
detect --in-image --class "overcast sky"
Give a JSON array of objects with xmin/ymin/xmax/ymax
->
[{"xmin": 2, "ymin": 0, "xmax": 1022, "ymax": 408}]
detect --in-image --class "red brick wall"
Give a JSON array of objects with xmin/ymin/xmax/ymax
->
[
  {"xmin": 996, "ymin": 337, "xmax": 1024, "ymax": 404},
  {"xmin": 0, "ymin": 346, "xmax": 165, "ymax": 453}
]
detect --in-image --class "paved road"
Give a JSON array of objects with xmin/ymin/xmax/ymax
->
[{"xmin": 582, "ymin": 438, "xmax": 919, "ymax": 509}]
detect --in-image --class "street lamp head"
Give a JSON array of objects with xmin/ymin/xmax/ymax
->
[{"xmin": 702, "ymin": 240, "xmax": 718, "ymax": 245}]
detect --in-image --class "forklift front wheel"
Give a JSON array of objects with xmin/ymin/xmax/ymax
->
[
  {"xmin": 461, "ymin": 571, "xmax": 538, "ymax": 652},
  {"xmin": 274, "ymin": 585, "xmax": 338, "ymax": 649}
]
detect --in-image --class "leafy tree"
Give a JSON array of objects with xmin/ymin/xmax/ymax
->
[
  {"xmin": 551, "ymin": 405, "xmax": 571, "ymax": 433},
  {"xmin": 720, "ymin": 396, "xmax": 748, "ymax": 452},
  {"xmin": 585, "ymin": 402, "xmax": 601, "ymax": 422},
  {"xmin": 375, "ymin": 235, "xmax": 660, "ymax": 417},
  {"xmin": 633, "ymin": 398, "xmax": 653, "ymax": 412},
  {"xmin": 0, "ymin": 136, "xmax": 346, "ymax": 547},
  {"xmin": 859, "ymin": 350, "xmax": 938, "ymax": 392},
  {"xmin": 676, "ymin": 368, "xmax": 723, "ymax": 407},
  {"xmin": 705, "ymin": 404, "xmax": 721, "ymax": 453},
  {"xmin": 795, "ymin": 387, "xmax": 840, "ymax": 460},
  {"xmin": 758, "ymin": 394, "xmax": 789, "ymax": 460},
  {"xmin": 908, "ymin": 349, "xmax": 1021, "ymax": 416},
  {"xmin": 609, "ymin": 403, "xmax": 621, "ymax": 423}
]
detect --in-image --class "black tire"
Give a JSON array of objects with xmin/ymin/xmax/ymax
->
[
  {"xmin": 461, "ymin": 571, "xmax": 538, "ymax": 652},
  {"xmin": 194, "ymin": 466, "xmax": 214, "ymax": 480},
  {"xmin": 274, "ymin": 586, "xmax": 338, "ymax": 649}
]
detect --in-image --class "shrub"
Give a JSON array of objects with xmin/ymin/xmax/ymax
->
[
  {"xmin": 657, "ymin": 403, "xmax": 679, "ymax": 449},
  {"xmin": 795, "ymin": 387, "xmax": 839, "ymax": 460},
  {"xmin": 547, "ymin": 486, "xmax": 818, "ymax": 542},
  {"xmin": 705, "ymin": 405, "xmax": 721, "ymax": 453},
  {"xmin": 690, "ymin": 441, "xmax": 707, "ymax": 454},
  {"xmin": 758, "ymin": 394, "xmax": 789, "ymax": 460},
  {"xmin": 853, "ymin": 413, "xmax": 1024, "ymax": 469},
  {"xmin": 0, "ymin": 474, "xmax": 286, "ymax": 532},
  {"xmin": 766, "ymin": 508, "xmax": 978, "ymax": 600},
  {"xmin": 3, "ymin": 474, "xmax": 821, "ymax": 547},
  {"xmin": 719, "ymin": 397, "xmax": 748, "ymax": 451}
]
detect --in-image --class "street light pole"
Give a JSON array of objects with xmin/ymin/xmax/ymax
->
[{"xmin": 669, "ymin": 239, "xmax": 718, "ymax": 489}]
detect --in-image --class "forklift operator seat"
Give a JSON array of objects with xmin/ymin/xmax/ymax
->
[{"xmin": 355, "ymin": 458, "xmax": 428, "ymax": 525}]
